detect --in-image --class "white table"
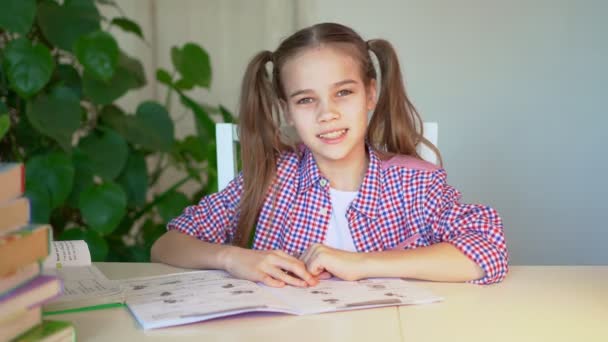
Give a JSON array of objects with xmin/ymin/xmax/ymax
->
[
  {"xmin": 397, "ymin": 266, "xmax": 608, "ymax": 342},
  {"xmin": 49, "ymin": 264, "xmax": 608, "ymax": 341}
]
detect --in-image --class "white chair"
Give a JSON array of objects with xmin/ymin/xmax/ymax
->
[{"xmin": 216, "ymin": 122, "xmax": 438, "ymax": 191}]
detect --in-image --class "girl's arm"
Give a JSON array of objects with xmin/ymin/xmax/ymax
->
[
  {"xmin": 151, "ymin": 175, "xmax": 317, "ymax": 287},
  {"xmin": 363, "ymin": 242, "xmax": 485, "ymax": 281},
  {"xmin": 300, "ymin": 242, "xmax": 484, "ymax": 282},
  {"xmin": 152, "ymin": 230, "xmax": 317, "ymax": 287},
  {"xmin": 151, "ymin": 230, "xmax": 234, "ymax": 269}
]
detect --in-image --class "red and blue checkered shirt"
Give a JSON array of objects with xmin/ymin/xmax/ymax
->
[{"xmin": 168, "ymin": 146, "xmax": 509, "ymax": 285}]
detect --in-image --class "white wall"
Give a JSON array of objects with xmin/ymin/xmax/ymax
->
[{"xmin": 113, "ymin": 0, "xmax": 608, "ymax": 265}]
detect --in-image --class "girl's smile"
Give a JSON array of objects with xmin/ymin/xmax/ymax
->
[{"xmin": 317, "ymin": 128, "xmax": 349, "ymax": 143}]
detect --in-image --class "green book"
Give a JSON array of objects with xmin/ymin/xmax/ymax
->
[{"xmin": 14, "ymin": 320, "xmax": 75, "ymax": 342}]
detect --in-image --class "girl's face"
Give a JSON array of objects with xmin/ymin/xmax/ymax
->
[{"xmin": 281, "ymin": 45, "xmax": 376, "ymax": 170}]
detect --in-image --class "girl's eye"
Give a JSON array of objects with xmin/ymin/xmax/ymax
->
[
  {"xmin": 296, "ymin": 97, "xmax": 314, "ymax": 105},
  {"xmin": 337, "ymin": 89, "xmax": 353, "ymax": 97}
]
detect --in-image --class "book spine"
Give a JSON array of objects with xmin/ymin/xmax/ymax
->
[
  {"xmin": 19, "ymin": 164, "xmax": 25, "ymax": 196},
  {"xmin": 0, "ymin": 225, "xmax": 51, "ymax": 277}
]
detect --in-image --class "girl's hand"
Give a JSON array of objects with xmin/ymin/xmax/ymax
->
[
  {"xmin": 300, "ymin": 244, "xmax": 364, "ymax": 281},
  {"xmin": 223, "ymin": 247, "xmax": 318, "ymax": 288}
]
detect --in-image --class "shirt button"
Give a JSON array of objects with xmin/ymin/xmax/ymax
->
[
  {"xmin": 319, "ymin": 208, "xmax": 328, "ymax": 216},
  {"xmin": 319, "ymin": 178, "xmax": 328, "ymax": 187}
]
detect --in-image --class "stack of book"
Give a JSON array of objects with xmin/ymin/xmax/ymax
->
[{"xmin": 0, "ymin": 163, "xmax": 75, "ymax": 341}]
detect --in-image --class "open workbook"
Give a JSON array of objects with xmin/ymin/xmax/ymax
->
[
  {"xmin": 123, "ymin": 271, "xmax": 443, "ymax": 330},
  {"xmin": 42, "ymin": 241, "xmax": 443, "ymax": 329}
]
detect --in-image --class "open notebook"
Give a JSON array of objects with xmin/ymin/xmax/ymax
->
[{"xmin": 123, "ymin": 270, "xmax": 443, "ymax": 330}]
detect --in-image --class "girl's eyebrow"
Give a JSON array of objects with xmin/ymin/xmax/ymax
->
[{"xmin": 288, "ymin": 79, "xmax": 358, "ymax": 98}]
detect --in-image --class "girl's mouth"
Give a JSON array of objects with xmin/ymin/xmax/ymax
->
[{"xmin": 317, "ymin": 129, "xmax": 348, "ymax": 139}]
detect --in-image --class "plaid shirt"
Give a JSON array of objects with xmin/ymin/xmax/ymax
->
[{"xmin": 168, "ymin": 146, "xmax": 509, "ymax": 285}]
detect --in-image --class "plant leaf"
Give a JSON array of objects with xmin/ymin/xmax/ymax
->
[
  {"xmin": 219, "ymin": 105, "xmax": 235, "ymax": 123},
  {"xmin": 26, "ymin": 151, "xmax": 74, "ymax": 209},
  {"xmin": 66, "ymin": 148, "xmax": 96, "ymax": 208},
  {"xmin": 0, "ymin": 115, "xmax": 8, "ymax": 142},
  {"xmin": 126, "ymin": 101, "xmax": 174, "ymax": 151},
  {"xmin": 83, "ymin": 52, "xmax": 145, "ymax": 104},
  {"xmin": 74, "ymin": 30, "xmax": 119, "ymax": 81},
  {"xmin": 174, "ymin": 78, "xmax": 194, "ymax": 90},
  {"xmin": 156, "ymin": 191, "xmax": 190, "ymax": 223},
  {"xmin": 24, "ymin": 181, "xmax": 52, "ymax": 223},
  {"xmin": 179, "ymin": 135, "xmax": 206, "ymax": 162},
  {"xmin": 37, "ymin": 0, "xmax": 101, "ymax": 51},
  {"xmin": 79, "ymin": 181, "xmax": 127, "ymax": 235},
  {"xmin": 142, "ymin": 219, "xmax": 166, "ymax": 249},
  {"xmin": 3, "ymin": 38, "xmax": 54, "ymax": 98},
  {"xmin": 77, "ymin": 127, "xmax": 128, "ymax": 180},
  {"xmin": 180, "ymin": 93, "xmax": 214, "ymax": 141},
  {"xmin": 111, "ymin": 17, "xmax": 143, "ymax": 39},
  {"xmin": 171, "ymin": 43, "xmax": 211, "ymax": 88},
  {"xmin": 0, "ymin": 101, "xmax": 8, "ymax": 141},
  {"xmin": 155, "ymin": 68, "xmax": 172, "ymax": 86},
  {"xmin": 59, "ymin": 228, "xmax": 108, "ymax": 261},
  {"xmin": 0, "ymin": 0, "xmax": 36, "ymax": 34},
  {"xmin": 26, "ymin": 86, "xmax": 81, "ymax": 151},
  {"xmin": 116, "ymin": 150, "xmax": 148, "ymax": 207},
  {"xmin": 54, "ymin": 64, "xmax": 83, "ymax": 98}
]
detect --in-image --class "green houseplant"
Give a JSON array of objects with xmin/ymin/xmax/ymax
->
[{"xmin": 0, "ymin": 0, "xmax": 234, "ymax": 261}]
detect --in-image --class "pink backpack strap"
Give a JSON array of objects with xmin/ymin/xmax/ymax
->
[{"xmin": 380, "ymin": 155, "xmax": 440, "ymax": 172}]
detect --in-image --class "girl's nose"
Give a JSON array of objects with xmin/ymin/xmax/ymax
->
[{"xmin": 317, "ymin": 100, "xmax": 340, "ymax": 123}]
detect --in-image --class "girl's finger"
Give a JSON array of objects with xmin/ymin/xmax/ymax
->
[
  {"xmin": 273, "ymin": 257, "xmax": 317, "ymax": 286},
  {"xmin": 261, "ymin": 274, "xmax": 285, "ymax": 288},
  {"xmin": 317, "ymin": 271, "xmax": 332, "ymax": 280},
  {"xmin": 282, "ymin": 261, "xmax": 318, "ymax": 286},
  {"xmin": 267, "ymin": 267, "xmax": 308, "ymax": 287}
]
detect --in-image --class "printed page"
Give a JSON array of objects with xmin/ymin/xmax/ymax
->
[
  {"xmin": 43, "ymin": 264, "xmax": 124, "ymax": 311},
  {"xmin": 264, "ymin": 277, "xmax": 443, "ymax": 315},
  {"xmin": 123, "ymin": 270, "xmax": 293, "ymax": 330},
  {"xmin": 42, "ymin": 240, "xmax": 91, "ymax": 269},
  {"xmin": 42, "ymin": 240, "xmax": 123, "ymax": 311}
]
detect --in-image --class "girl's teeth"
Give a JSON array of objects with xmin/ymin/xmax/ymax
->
[{"xmin": 319, "ymin": 129, "xmax": 346, "ymax": 139}]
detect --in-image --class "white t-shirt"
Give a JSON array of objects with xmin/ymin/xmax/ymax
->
[{"xmin": 324, "ymin": 188, "xmax": 358, "ymax": 252}]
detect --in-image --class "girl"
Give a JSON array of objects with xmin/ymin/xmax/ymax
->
[{"xmin": 151, "ymin": 23, "xmax": 508, "ymax": 287}]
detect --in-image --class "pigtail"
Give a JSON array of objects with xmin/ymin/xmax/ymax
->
[
  {"xmin": 367, "ymin": 39, "xmax": 442, "ymax": 165},
  {"xmin": 236, "ymin": 51, "xmax": 288, "ymax": 247}
]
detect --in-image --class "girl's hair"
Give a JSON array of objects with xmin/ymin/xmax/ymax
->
[{"xmin": 234, "ymin": 22, "xmax": 440, "ymax": 247}]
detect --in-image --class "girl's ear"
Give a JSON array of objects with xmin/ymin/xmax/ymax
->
[
  {"xmin": 280, "ymin": 99, "xmax": 294, "ymax": 125},
  {"xmin": 366, "ymin": 79, "xmax": 378, "ymax": 111}
]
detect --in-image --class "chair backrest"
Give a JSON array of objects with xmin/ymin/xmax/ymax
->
[{"xmin": 216, "ymin": 122, "xmax": 439, "ymax": 191}]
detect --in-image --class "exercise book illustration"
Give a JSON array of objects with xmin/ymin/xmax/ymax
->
[{"xmin": 122, "ymin": 270, "xmax": 443, "ymax": 330}]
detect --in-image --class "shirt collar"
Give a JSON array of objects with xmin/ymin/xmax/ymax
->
[{"xmin": 297, "ymin": 144, "xmax": 383, "ymax": 218}]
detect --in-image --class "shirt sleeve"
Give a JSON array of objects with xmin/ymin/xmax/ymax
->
[
  {"xmin": 424, "ymin": 169, "xmax": 509, "ymax": 285},
  {"xmin": 166, "ymin": 174, "xmax": 243, "ymax": 244}
]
